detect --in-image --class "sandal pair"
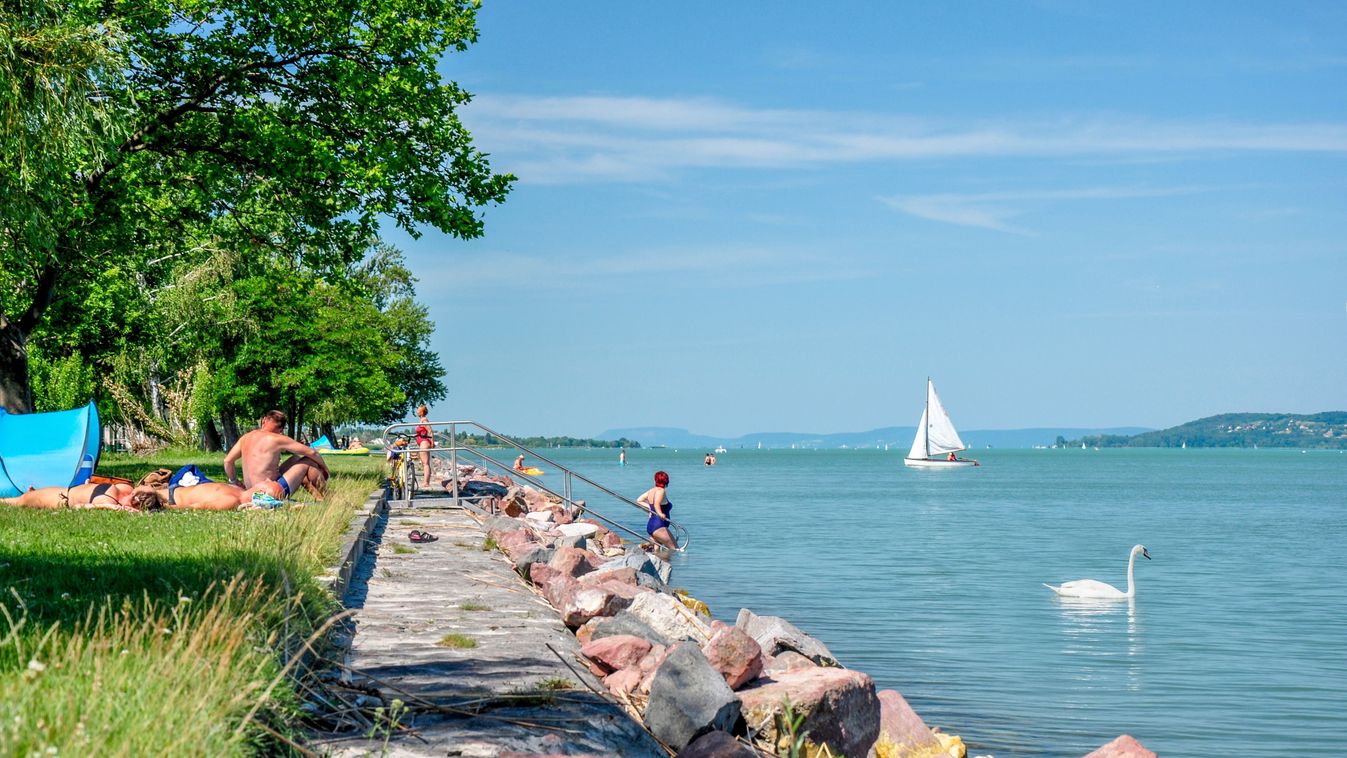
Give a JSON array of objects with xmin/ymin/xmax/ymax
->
[{"xmin": 409, "ymin": 530, "xmax": 438, "ymax": 543}]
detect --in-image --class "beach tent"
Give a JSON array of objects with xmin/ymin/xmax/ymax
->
[{"xmin": 0, "ymin": 401, "xmax": 101, "ymax": 498}]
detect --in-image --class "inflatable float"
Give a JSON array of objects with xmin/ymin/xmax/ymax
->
[
  {"xmin": 311, "ymin": 435, "xmax": 370, "ymax": 456},
  {"xmin": 516, "ymin": 466, "xmax": 545, "ymax": 476}
]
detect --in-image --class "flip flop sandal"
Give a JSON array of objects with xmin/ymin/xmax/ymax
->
[{"xmin": 409, "ymin": 530, "xmax": 438, "ymax": 543}]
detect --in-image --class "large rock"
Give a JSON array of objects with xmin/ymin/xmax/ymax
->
[
  {"xmin": 539, "ymin": 572, "xmax": 580, "ymax": 609},
  {"xmin": 549, "ymin": 546, "xmax": 602, "ymax": 578},
  {"xmin": 736, "ymin": 608, "xmax": 838, "ymax": 666},
  {"xmin": 603, "ymin": 666, "xmax": 645, "ymax": 696},
  {"xmin": 737, "ymin": 666, "xmax": 879, "ymax": 758},
  {"xmin": 627, "ymin": 592, "xmax": 713, "ymax": 644},
  {"xmin": 1082, "ymin": 735, "xmax": 1157, "ymax": 758},
  {"xmin": 869, "ymin": 689, "xmax": 940, "ymax": 757},
  {"xmin": 581, "ymin": 565, "xmax": 639, "ymax": 588},
  {"xmin": 763, "ymin": 650, "xmax": 817, "ymax": 676},
  {"xmin": 643, "ymin": 642, "xmax": 742, "ymax": 750},
  {"xmin": 511, "ymin": 545, "xmax": 555, "ymax": 581},
  {"xmin": 676, "ymin": 730, "xmax": 758, "ymax": 758},
  {"xmin": 560, "ymin": 585, "xmax": 636, "ymax": 628},
  {"xmin": 701, "ymin": 622, "xmax": 764, "ymax": 690},
  {"xmin": 587, "ymin": 612, "xmax": 673, "ymax": 647},
  {"xmin": 581, "ymin": 634, "xmax": 653, "ymax": 674}
]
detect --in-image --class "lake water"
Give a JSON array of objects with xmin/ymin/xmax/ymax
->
[{"xmin": 521, "ymin": 447, "xmax": 1346, "ymax": 757}]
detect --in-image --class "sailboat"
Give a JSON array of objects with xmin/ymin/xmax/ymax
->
[{"xmin": 904, "ymin": 378, "xmax": 979, "ymax": 468}]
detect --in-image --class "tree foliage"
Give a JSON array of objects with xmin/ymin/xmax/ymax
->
[{"xmin": 0, "ymin": 0, "xmax": 511, "ymax": 414}]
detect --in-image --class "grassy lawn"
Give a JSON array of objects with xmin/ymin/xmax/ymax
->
[{"xmin": 0, "ymin": 452, "xmax": 384, "ymax": 755}]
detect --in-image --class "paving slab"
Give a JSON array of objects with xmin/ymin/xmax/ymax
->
[{"xmin": 317, "ymin": 501, "xmax": 665, "ymax": 757}]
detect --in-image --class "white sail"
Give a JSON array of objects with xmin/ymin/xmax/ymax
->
[
  {"xmin": 909, "ymin": 379, "xmax": 967, "ymax": 458},
  {"xmin": 908, "ymin": 407, "xmax": 930, "ymax": 459}
]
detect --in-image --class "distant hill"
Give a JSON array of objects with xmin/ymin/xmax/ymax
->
[
  {"xmin": 1071, "ymin": 412, "xmax": 1347, "ymax": 449},
  {"xmin": 598, "ymin": 425, "xmax": 1152, "ymax": 450}
]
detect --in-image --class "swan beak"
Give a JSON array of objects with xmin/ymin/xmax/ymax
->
[{"xmin": 1142, "ymin": 548, "xmax": 1151, "ymax": 560}]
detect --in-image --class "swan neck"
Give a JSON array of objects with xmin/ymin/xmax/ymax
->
[{"xmin": 1125, "ymin": 550, "xmax": 1137, "ymax": 596}]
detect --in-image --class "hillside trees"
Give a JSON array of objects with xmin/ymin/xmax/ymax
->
[{"xmin": 0, "ymin": 0, "xmax": 511, "ymax": 415}]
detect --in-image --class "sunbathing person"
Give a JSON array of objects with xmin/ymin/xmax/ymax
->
[
  {"xmin": 1, "ymin": 482, "xmax": 161, "ymax": 512},
  {"xmin": 133, "ymin": 482, "xmax": 248, "ymax": 511},
  {"xmin": 224, "ymin": 410, "xmax": 329, "ymax": 501}
]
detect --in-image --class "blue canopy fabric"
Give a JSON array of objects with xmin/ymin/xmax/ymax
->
[{"xmin": 0, "ymin": 401, "xmax": 101, "ymax": 498}]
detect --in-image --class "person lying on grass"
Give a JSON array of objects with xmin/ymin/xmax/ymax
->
[
  {"xmin": 1, "ymin": 482, "xmax": 161, "ymax": 512},
  {"xmin": 133, "ymin": 481, "xmax": 270, "ymax": 511}
]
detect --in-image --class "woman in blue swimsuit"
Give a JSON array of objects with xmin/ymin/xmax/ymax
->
[{"xmin": 637, "ymin": 470, "xmax": 677, "ymax": 550}]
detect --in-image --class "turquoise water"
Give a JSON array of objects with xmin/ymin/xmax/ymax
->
[{"xmin": 531, "ymin": 447, "xmax": 1346, "ymax": 756}]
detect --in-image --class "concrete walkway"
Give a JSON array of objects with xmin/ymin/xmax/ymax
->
[{"xmin": 319, "ymin": 499, "xmax": 665, "ymax": 757}]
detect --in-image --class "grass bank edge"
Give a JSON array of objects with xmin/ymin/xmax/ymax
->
[{"xmin": 0, "ymin": 453, "xmax": 384, "ymax": 754}]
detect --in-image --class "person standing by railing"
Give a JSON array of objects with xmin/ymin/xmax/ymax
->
[
  {"xmin": 415, "ymin": 405, "xmax": 434, "ymax": 489},
  {"xmin": 637, "ymin": 470, "xmax": 678, "ymax": 550}
]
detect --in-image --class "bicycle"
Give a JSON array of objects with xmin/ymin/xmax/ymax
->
[{"xmin": 386, "ymin": 435, "xmax": 416, "ymax": 504}]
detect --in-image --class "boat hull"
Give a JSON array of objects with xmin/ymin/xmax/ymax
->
[{"xmin": 904, "ymin": 457, "xmax": 978, "ymax": 468}]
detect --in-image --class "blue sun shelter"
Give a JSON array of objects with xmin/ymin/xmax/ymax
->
[{"xmin": 0, "ymin": 401, "xmax": 101, "ymax": 498}]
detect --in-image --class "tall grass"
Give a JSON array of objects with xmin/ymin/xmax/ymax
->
[{"xmin": 0, "ymin": 454, "xmax": 382, "ymax": 754}]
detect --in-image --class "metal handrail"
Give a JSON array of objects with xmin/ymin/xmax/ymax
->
[{"xmin": 382, "ymin": 419, "xmax": 690, "ymax": 550}]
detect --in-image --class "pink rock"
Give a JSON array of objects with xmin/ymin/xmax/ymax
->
[
  {"xmin": 528, "ymin": 563, "xmax": 560, "ymax": 588},
  {"xmin": 502, "ymin": 498, "xmax": 527, "ymax": 517},
  {"xmin": 523, "ymin": 487, "xmax": 549, "ymax": 510},
  {"xmin": 541, "ymin": 574, "xmax": 580, "ymax": 609},
  {"xmin": 581, "ymin": 567, "xmax": 639, "ymax": 587},
  {"xmin": 596, "ymin": 579, "xmax": 648, "ymax": 602},
  {"xmin": 554, "ymin": 510, "xmax": 574, "ymax": 525},
  {"xmin": 737, "ymin": 667, "xmax": 879, "ymax": 758},
  {"xmin": 601, "ymin": 532, "xmax": 623, "ymax": 549},
  {"xmin": 549, "ymin": 546, "xmax": 601, "ymax": 578},
  {"xmin": 873, "ymin": 689, "xmax": 939, "ymax": 754},
  {"xmin": 637, "ymin": 644, "xmax": 673, "ymax": 695},
  {"xmin": 575, "ymin": 617, "xmax": 601, "ymax": 646},
  {"xmin": 495, "ymin": 528, "xmax": 534, "ymax": 554},
  {"xmin": 1082, "ymin": 735, "xmax": 1157, "ymax": 758},
  {"xmin": 581, "ymin": 634, "xmax": 653, "ymax": 674},
  {"xmin": 763, "ymin": 650, "xmax": 817, "ymax": 676},
  {"xmin": 701, "ymin": 625, "xmax": 764, "ymax": 690},
  {"xmin": 604, "ymin": 666, "xmax": 644, "ymax": 696}
]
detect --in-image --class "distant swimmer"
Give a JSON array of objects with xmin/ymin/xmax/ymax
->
[
  {"xmin": 705, "ymin": 453, "xmax": 714, "ymax": 466},
  {"xmin": 514, "ymin": 454, "xmax": 526, "ymax": 472},
  {"xmin": 619, "ymin": 448, "xmax": 626, "ymax": 466}
]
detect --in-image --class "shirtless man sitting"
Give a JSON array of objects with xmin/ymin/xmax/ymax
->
[
  {"xmin": 223, "ymin": 410, "xmax": 330, "ymax": 502},
  {"xmin": 2, "ymin": 482, "xmax": 161, "ymax": 512}
]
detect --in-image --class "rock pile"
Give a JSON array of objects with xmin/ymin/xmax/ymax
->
[{"xmin": 458, "ymin": 470, "xmax": 1155, "ymax": 758}]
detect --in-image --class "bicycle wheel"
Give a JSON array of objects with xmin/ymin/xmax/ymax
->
[
  {"xmin": 403, "ymin": 458, "xmax": 417, "ymax": 505},
  {"xmin": 389, "ymin": 460, "xmax": 404, "ymax": 500}
]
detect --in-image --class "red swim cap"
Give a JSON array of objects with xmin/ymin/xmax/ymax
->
[{"xmin": 654, "ymin": 470, "xmax": 669, "ymax": 487}]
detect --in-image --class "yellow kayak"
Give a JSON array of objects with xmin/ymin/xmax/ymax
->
[{"xmin": 517, "ymin": 466, "xmax": 545, "ymax": 476}]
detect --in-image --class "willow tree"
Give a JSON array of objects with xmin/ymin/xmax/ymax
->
[{"xmin": 0, "ymin": 0, "xmax": 511, "ymax": 412}]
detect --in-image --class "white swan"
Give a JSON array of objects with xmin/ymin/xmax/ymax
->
[{"xmin": 1045, "ymin": 544, "xmax": 1150, "ymax": 599}]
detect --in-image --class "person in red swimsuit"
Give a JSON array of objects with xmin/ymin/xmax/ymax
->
[{"xmin": 415, "ymin": 404, "xmax": 434, "ymax": 488}]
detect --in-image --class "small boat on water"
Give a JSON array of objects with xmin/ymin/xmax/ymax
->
[
  {"xmin": 714, "ymin": 445, "xmax": 727, "ymax": 454},
  {"xmin": 904, "ymin": 378, "xmax": 979, "ymax": 469}
]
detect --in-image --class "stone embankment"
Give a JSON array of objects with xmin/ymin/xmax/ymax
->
[
  {"xmin": 329, "ymin": 462, "xmax": 1157, "ymax": 757},
  {"xmin": 455, "ymin": 465, "xmax": 1158, "ymax": 758}
]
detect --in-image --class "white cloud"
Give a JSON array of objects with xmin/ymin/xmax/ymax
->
[
  {"xmin": 880, "ymin": 185, "xmax": 1214, "ymax": 232},
  {"xmin": 463, "ymin": 94, "xmax": 1347, "ymax": 184}
]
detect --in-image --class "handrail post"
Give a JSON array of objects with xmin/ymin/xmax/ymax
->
[
  {"xmin": 564, "ymin": 471, "xmax": 572, "ymax": 507},
  {"xmin": 450, "ymin": 422, "xmax": 460, "ymax": 509}
]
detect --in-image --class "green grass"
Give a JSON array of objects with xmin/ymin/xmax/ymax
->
[
  {"xmin": 391, "ymin": 544, "xmax": 417, "ymax": 555},
  {"xmin": 458, "ymin": 602, "xmax": 490, "ymax": 612},
  {"xmin": 0, "ymin": 452, "xmax": 383, "ymax": 754},
  {"xmin": 436, "ymin": 633, "xmax": 477, "ymax": 649}
]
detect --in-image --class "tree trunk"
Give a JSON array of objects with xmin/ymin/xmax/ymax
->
[
  {"xmin": 221, "ymin": 411, "xmax": 242, "ymax": 449},
  {"xmin": 201, "ymin": 419, "xmax": 223, "ymax": 452},
  {"xmin": 321, "ymin": 422, "xmax": 337, "ymax": 446},
  {"xmin": 0, "ymin": 319, "xmax": 33, "ymax": 413}
]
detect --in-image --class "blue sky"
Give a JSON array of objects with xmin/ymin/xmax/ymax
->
[{"xmin": 383, "ymin": 2, "xmax": 1347, "ymax": 438}]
